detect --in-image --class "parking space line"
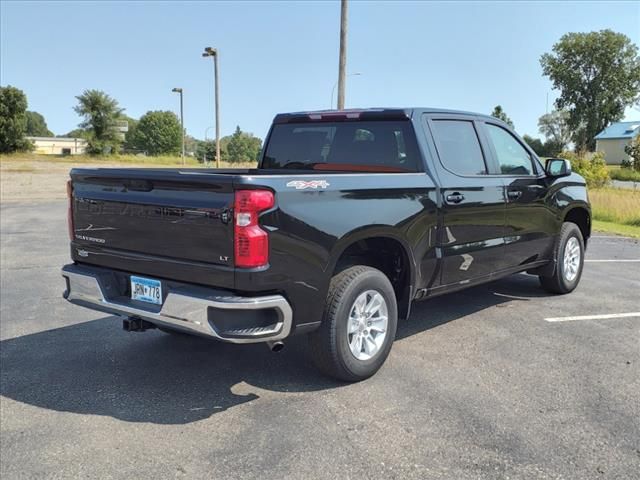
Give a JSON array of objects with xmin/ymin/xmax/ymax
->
[
  {"xmin": 585, "ymin": 259, "xmax": 640, "ymax": 262},
  {"xmin": 545, "ymin": 312, "xmax": 640, "ymax": 322}
]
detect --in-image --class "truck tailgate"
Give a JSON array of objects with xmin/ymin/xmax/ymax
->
[{"xmin": 70, "ymin": 169, "xmax": 235, "ymax": 283}]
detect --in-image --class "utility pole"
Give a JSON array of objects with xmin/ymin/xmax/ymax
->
[
  {"xmin": 337, "ymin": 0, "xmax": 348, "ymax": 109},
  {"xmin": 202, "ymin": 47, "xmax": 221, "ymax": 168},
  {"xmin": 172, "ymin": 87, "xmax": 185, "ymax": 165}
]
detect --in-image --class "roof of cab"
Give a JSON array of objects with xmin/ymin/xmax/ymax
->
[{"xmin": 273, "ymin": 108, "xmax": 497, "ymax": 124}]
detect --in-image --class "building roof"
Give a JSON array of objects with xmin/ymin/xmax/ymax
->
[
  {"xmin": 595, "ymin": 121, "xmax": 640, "ymax": 140},
  {"xmin": 27, "ymin": 136, "xmax": 88, "ymax": 143}
]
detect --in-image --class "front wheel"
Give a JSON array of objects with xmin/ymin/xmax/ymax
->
[
  {"xmin": 539, "ymin": 222, "xmax": 585, "ymax": 294},
  {"xmin": 309, "ymin": 266, "xmax": 398, "ymax": 382}
]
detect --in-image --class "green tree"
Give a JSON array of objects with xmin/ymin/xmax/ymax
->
[
  {"xmin": 74, "ymin": 89, "xmax": 124, "ymax": 154},
  {"xmin": 226, "ymin": 126, "xmax": 262, "ymax": 163},
  {"xmin": 541, "ymin": 30, "xmax": 640, "ymax": 151},
  {"xmin": 120, "ymin": 115, "xmax": 139, "ymax": 152},
  {"xmin": 490, "ymin": 105, "xmax": 514, "ymax": 128},
  {"xmin": 0, "ymin": 85, "xmax": 33, "ymax": 153},
  {"xmin": 25, "ymin": 111, "xmax": 53, "ymax": 137},
  {"xmin": 538, "ymin": 110, "xmax": 572, "ymax": 151},
  {"xmin": 523, "ymin": 135, "xmax": 545, "ymax": 156},
  {"xmin": 523, "ymin": 134, "xmax": 564, "ymax": 158},
  {"xmin": 59, "ymin": 129, "xmax": 88, "ymax": 139},
  {"xmin": 624, "ymin": 135, "xmax": 640, "ymax": 171},
  {"xmin": 133, "ymin": 110, "xmax": 181, "ymax": 156}
]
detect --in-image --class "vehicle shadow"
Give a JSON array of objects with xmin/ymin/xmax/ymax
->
[{"xmin": 0, "ymin": 274, "xmax": 551, "ymax": 425}]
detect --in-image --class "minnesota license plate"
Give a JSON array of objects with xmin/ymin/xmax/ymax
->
[{"xmin": 130, "ymin": 275, "xmax": 162, "ymax": 305}]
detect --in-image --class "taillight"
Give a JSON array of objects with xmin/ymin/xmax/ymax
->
[
  {"xmin": 67, "ymin": 180, "xmax": 74, "ymax": 241},
  {"xmin": 234, "ymin": 189, "xmax": 274, "ymax": 268}
]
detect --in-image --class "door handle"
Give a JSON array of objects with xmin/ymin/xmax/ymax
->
[
  {"xmin": 507, "ymin": 190, "xmax": 522, "ymax": 200},
  {"xmin": 446, "ymin": 193, "xmax": 465, "ymax": 204}
]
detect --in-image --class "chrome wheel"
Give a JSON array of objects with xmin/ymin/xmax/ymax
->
[
  {"xmin": 347, "ymin": 290, "xmax": 388, "ymax": 361},
  {"xmin": 563, "ymin": 237, "xmax": 581, "ymax": 282}
]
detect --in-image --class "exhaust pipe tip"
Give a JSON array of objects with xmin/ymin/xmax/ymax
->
[{"xmin": 266, "ymin": 340, "xmax": 285, "ymax": 352}]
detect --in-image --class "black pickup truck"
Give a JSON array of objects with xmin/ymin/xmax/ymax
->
[{"xmin": 62, "ymin": 108, "xmax": 590, "ymax": 381}]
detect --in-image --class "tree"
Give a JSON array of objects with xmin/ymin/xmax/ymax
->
[
  {"xmin": 538, "ymin": 110, "xmax": 572, "ymax": 151},
  {"xmin": 120, "ymin": 115, "xmax": 139, "ymax": 153},
  {"xmin": 0, "ymin": 86, "xmax": 33, "ymax": 153},
  {"xmin": 523, "ymin": 135, "xmax": 545, "ymax": 156},
  {"xmin": 133, "ymin": 111, "xmax": 181, "ymax": 156},
  {"xmin": 60, "ymin": 129, "xmax": 88, "ymax": 139},
  {"xmin": 540, "ymin": 30, "xmax": 640, "ymax": 151},
  {"xmin": 25, "ymin": 111, "xmax": 53, "ymax": 137},
  {"xmin": 490, "ymin": 105, "xmax": 514, "ymax": 128},
  {"xmin": 624, "ymin": 135, "xmax": 640, "ymax": 171},
  {"xmin": 523, "ymin": 134, "xmax": 565, "ymax": 158},
  {"xmin": 74, "ymin": 89, "xmax": 124, "ymax": 154},
  {"xmin": 226, "ymin": 126, "xmax": 262, "ymax": 163}
]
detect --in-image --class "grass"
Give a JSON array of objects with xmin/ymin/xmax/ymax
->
[
  {"xmin": 592, "ymin": 220, "xmax": 640, "ymax": 238},
  {"xmin": 607, "ymin": 166, "xmax": 640, "ymax": 183},
  {"xmin": 0, "ymin": 152, "xmax": 257, "ymax": 169},
  {"xmin": 589, "ymin": 187, "xmax": 640, "ymax": 227}
]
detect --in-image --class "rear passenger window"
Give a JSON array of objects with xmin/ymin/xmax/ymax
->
[
  {"xmin": 485, "ymin": 124, "xmax": 534, "ymax": 175},
  {"xmin": 430, "ymin": 120, "xmax": 487, "ymax": 175}
]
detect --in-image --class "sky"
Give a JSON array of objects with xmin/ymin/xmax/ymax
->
[{"xmin": 1, "ymin": 0, "xmax": 639, "ymax": 141}]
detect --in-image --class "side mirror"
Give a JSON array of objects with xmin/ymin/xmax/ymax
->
[{"xmin": 545, "ymin": 158, "xmax": 571, "ymax": 177}]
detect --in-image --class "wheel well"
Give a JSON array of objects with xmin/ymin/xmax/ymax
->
[
  {"xmin": 564, "ymin": 207, "xmax": 591, "ymax": 245},
  {"xmin": 334, "ymin": 237, "xmax": 412, "ymax": 320}
]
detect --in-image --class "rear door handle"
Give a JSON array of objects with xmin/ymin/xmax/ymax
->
[
  {"xmin": 507, "ymin": 190, "xmax": 522, "ymax": 200},
  {"xmin": 446, "ymin": 193, "xmax": 465, "ymax": 204}
]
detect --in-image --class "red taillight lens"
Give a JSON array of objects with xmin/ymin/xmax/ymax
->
[
  {"xmin": 234, "ymin": 189, "xmax": 274, "ymax": 268},
  {"xmin": 67, "ymin": 180, "xmax": 74, "ymax": 241}
]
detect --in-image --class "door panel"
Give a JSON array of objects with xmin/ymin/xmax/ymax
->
[
  {"xmin": 423, "ymin": 115, "xmax": 507, "ymax": 287},
  {"xmin": 503, "ymin": 178, "xmax": 556, "ymax": 266},
  {"xmin": 481, "ymin": 122, "xmax": 556, "ymax": 266},
  {"xmin": 439, "ymin": 180, "xmax": 506, "ymax": 284}
]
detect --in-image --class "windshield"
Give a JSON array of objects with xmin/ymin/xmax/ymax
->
[{"xmin": 261, "ymin": 121, "xmax": 422, "ymax": 172}]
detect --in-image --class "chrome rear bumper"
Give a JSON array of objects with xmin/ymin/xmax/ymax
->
[{"xmin": 61, "ymin": 264, "xmax": 292, "ymax": 343}]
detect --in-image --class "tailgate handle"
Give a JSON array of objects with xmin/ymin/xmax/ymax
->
[{"xmin": 125, "ymin": 180, "xmax": 154, "ymax": 192}]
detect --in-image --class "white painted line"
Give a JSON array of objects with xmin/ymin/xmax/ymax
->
[
  {"xmin": 493, "ymin": 292, "xmax": 530, "ymax": 301},
  {"xmin": 545, "ymin": 312, "xmax": 640, "ymax": 322},
  {"xmin": 585, "ymin": 259, "xmax": 640, "ymax": 263},
  {"xmin": 592, "ymin": 235, "xmax": 631, "ymax": 239}
]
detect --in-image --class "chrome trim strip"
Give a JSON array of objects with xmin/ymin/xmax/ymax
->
[{"xmin": 62, "ymin": 268, "xmax": 292, "ymax": 344}]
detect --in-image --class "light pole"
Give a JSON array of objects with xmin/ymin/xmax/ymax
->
[
  {"xmin": 172, "ymin": 87, "xmax": 185, "ymax": 165},
  {"xmin": 202, "ymin": 47, "xmax": 220, "ymax": 168},
  {"xmin": 337, "ymin": 0, "xmax": 348, "ymax": 109},
  {"xmin": 331, "ymin": 72, "xmax": 361, "ymax": 109}
]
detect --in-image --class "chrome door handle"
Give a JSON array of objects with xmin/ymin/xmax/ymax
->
[
  {"xmin": 507, "ymin": 190, "xmax": 522, "ymax": 200},
  {"xmin": 446, "ymin": 193, "xmax": 465, "ymax": 204}
]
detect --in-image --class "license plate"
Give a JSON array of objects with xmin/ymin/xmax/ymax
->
[{"xmin": 130, "ymin": 275, "xmax": 162, "ymax": 305}]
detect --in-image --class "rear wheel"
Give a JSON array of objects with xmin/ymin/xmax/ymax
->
[
  {"xmin": 539, "ymin": 222, "xmax": 585, "ymax": 294},
  {"xmin": 309, "ymin": 266, "xmax": 398, "ymax": 382}
]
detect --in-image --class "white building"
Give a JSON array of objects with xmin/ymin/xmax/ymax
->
[
  {"xmin": 594, "ymin": 122, "xmax": 640, "ymax": 165},
  {"xmin": 27, "ymin": 136, "xmax": 88, "ymax": 155}
]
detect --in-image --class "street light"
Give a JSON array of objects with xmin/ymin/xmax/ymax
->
[
  {"xmin": 171, "ymin": 87, "xmax": 185, "ymax": 165},
  {"xmin": 202, "ymin": 47, "xmax": 220, "ymax": 168},
  {"xmin": 331, "ymin": 72, "xmax": 361, "ymax": 109}
]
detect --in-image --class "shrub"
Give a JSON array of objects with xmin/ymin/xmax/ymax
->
[
  {"xmin": 610, "ymin": 166, "xmax": 640, "ymax": 182},
  {"xmin": 623, "ymin": 135, "xmax": 640, "ymax": 172},
  {"xmin": 559, "ymin": 150, "xmax": 609, "ymax": 188}
]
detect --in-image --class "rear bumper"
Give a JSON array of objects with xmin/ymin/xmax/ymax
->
[{"xmin": 61, "ymin": 264, "xmax": 292, "ymax": 343}]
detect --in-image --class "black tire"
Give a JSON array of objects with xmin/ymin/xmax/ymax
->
[
  {"xmin": 309, "ymin": 266, "xmax": 398, "ymax": 382},
  {"xmin": 539, "ymin": 222, "xmax": 585, "ymax": 294}
]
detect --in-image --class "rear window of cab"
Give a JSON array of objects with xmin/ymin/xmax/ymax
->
[{"xmin": 262, "ymin": 121, "xmax": 422, "ymax": 172}]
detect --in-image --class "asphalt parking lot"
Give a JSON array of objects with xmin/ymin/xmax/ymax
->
[{"xmin": 1, "ymin": 200, "xmax": 639, "ymax": 479}]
